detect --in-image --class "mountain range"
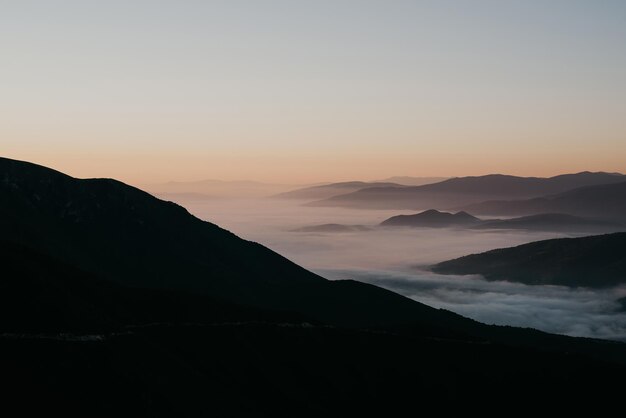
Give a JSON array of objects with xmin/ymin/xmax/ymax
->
[
  {"xmin": 460, "ymin": 181, "xmax": 626, "ymax": 221},
  {"xmin": 274, "ymin": 177, "xmax": 449, "ymax": 200},
  {"xmin": 3, "ymin": 156, "xmax": 626, "ymax": 414},
  {"xmin": 378, "ymin": 209, "xmax": 623, "ymax": 232},
  {"xmin": 306, "ymin": 172, "xmax": 625, "ymax": 210}
]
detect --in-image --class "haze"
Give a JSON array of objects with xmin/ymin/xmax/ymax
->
[{"xmin": 2, "ymin": 0, "xmax": 626, "ymax": 184}]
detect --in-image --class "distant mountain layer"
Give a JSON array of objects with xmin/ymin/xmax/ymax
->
[
  {"xmin": 291, "ymin": 224, "xmax": 370, "ymax": 233},
  {"xmin": 379, "ymin": 210, "xmax": 623, "ymax": 233},
  {"xmin": 307, "ymin": 172, "xmax": 625, "ymax": 209},
  {"xmin": 461, "ymin": 181, "xmax": 626, "ymax": 220},
  {"xmin": 432, "ymin": 233, "xmax": 626, "ymax": 288},
  {"xmin": 381, "ymin": 210, "xmax": 480, "ymax": 227},
  {"xmin": 274, "ymin": 181, "xmax": 406, "ymax": 200}
]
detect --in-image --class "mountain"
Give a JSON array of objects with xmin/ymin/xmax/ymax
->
[
  {"xmin": 381, "ymin": 209, "xmax": 481, "ymax": 227},
  {"xmin": 306, "ymin": 172, "xmax": 626, "ymax": 210},
  {"xmin": 461, "ymin": 181, "xmax": 626, "ymax": 221},
  {"xmin": 374, "ymin": 176, "xmax": 449, "ymax": 186},
  {"xmin": 0, "ymin": 157, "xmax": 465, "ymax": 332},
  {"xmin": 432, "ymin": 232, "xmax": 626, "ymax": 288},
  {"xmin": 473, "ymin": 213, "xmax": 624, "ymax": 232},
  {"xmin": 3, "ymin": 157, "xmax": 626, "ymax": 413},
  {"xmin": 291, "ymin": 223, "xmax": 370, "ymax": 233},
  {"xmin": 273, "ymin": 181, "xmax": 406, "ymax": 200}
]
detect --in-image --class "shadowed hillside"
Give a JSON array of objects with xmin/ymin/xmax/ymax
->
[{"xmin": 432, "ymin": 232, "xmax": 626, "ymax": 288}]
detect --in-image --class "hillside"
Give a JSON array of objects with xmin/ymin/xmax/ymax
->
[
  {"xmin": 1, "ymin": 157, "xmax": 468, "ymax": 333},
  {"xmin": 432, "ymin": 232, "xmax": 626, "ymax": 288}
]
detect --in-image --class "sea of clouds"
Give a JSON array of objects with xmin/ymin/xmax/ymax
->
[{"xmin": 178, "ymin": 197, "xmax": 626, "ymax": 341}]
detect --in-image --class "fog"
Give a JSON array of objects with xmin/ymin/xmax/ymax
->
[{"xmin": 176, "ymin": 197, "xmax": 626, "ymax": 341}]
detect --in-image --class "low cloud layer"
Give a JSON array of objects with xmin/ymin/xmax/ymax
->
[
  {"xmin": 320, "ymin": 268, "xmax": 626, "ymax": 341},
  {"xmin": 178, "ymin": 197, "xmax": 626, "ymax": 341}
]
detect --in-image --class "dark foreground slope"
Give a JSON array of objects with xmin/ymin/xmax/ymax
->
[
  {"xmin": 2, "ymin": 241, "xmax": 625, "ymax": 416},
  {"xmin": 4, "ymin": 323, "xmax": 625, "ymax": 417},
  {"xmin": 433, "ymin": 232, "xmax": 626, "ymax": 288}
]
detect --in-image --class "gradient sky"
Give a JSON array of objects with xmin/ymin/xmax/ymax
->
[{"xmin": 2, "ymin": 0, "xmax": 625, "ymax": 184}]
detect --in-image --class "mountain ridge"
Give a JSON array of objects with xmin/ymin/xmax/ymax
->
[
  {"xmin": 460, "ymin": 181, "xmax": 626, "ymax": 220},
  {"xmin": 306, "ymin": 172, "xmax": 625, "ymax": 209}
]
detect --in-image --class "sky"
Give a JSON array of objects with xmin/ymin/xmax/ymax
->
[{"xmin": 2, "ymin": 0, "xmax": 625, "ymax": 184}]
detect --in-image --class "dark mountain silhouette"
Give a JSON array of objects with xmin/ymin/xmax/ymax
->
[
  {"xmin": 306, "ymin": 172, "xmax": 625, "ymax": 209},
  {"xmin": 273, "ymin": 181, "xmax": 406, "ymax": 200},
  {"xmin": 291, "ymin": 223, "xmax": 370, "ymax": 233},
  {"xmin": 432, "ymin": 232, "xmax": 626, "ymax": 288},
  {"xmin": 1, "ymin": 157, "xmax": 468, "ymax": 333},
  {"xmin": 4, "ymin": 156, "xmax": 626, "ymax": 414},
  {"xmin": 461, "ymin": 181, "xmax": 626, "ymax": 221},
  {"xmin": 472, "ymin": 213, "xmax": 624, "ymax": 232},
  {"xmin": 381, "ymin": 209, "xmax": 481, "ymax": 227}
]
